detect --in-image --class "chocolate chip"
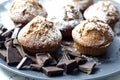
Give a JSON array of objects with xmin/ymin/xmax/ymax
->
[
  {"xmin": 79, "ymin": 61, "xmax": 96, "ymax": 74},
  {"xmin": 5, "ymin": 39, "xmax": 22, "ymax": 65},
  {"xmin": 16, "ymin": 56, "xmax": 34, "ymax": 69},
  {"xmin": 42, "ymin": 66, "xmax": 64, "ymax": 76},
  {"xmin": 36, "ymin": 53, "xmax": 52, "ymax": 67},
  {"xmin": 30, "ymin": 64, "xmax": 42, "ymax": 71}
]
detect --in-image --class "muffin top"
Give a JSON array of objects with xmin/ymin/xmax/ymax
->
[
  {"xmin": 17, "ymin": 16, "xmax": 62, "ymax": 53},
  {"xmin": 9, "ymin": 0, "xmax": 47, "ymax": 24},
  {"xmin": 72, "ymin": 0, "xmax": 93, "ymax": 12},
  {"xmin": 84, "ymin": 1, "xmax": 119, "ymax": 26},
  {"xmin": 50, "ymin": 5, "xmax": 83, "ymax": 31},
  {"xmin": 72, "ymin": 18, "xmax": 114, "ymax": 48}
]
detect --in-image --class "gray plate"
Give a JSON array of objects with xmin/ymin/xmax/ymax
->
[{"xmin": 0, "ymin": 0, "xmax": 120, "ymax": 80}]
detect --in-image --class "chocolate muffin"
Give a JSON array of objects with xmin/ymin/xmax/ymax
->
[
  {"xmin": 49, "ymin": 5, "xmax": 83, "ymax": 38},
  {"xmin": 84, "ymin": 1, "xmax": 119, "ymax": 27},
  {"xmin": 17, "ymin": 16, "xmax": 62, "ymax": 53},
  {"xmin": 72, "ymin": 18, "xmax": 114, "ymax": 56},
  {"xmin": 9, "ymin": 0, "xmax": 48, "ymax": 25},
  {"xmin": 72, "ymin": 0, "xmax": 93, "ymax": 13}
]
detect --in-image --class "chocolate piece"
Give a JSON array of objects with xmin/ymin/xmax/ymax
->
[
  {"xmin": 0, "ymin": 41, "xmax": 5, "ymax": 48},
  {"xmin": 5, "ymin": 39, "xmax": 22, "ymax": 65},
  {"xmin": 36, "ymin": 53, "xmax": 52, "ymax": 67},
  {"xmin": 75, "ymin": 57, "xmax": 87, "ymax": 65},
  {"xmin": 0, "ymin": 52, "xmax": 5, "ymax": 60},
  {"xmin": 13, "ymin": 39, "xmax": 37, "ymax": 63},
  {"xmin": 57, "ymin": 53, "xmax": 70, "ymax": 68},
  {"xmin": 16, "ymin": 56, "xmax": 34, "ymax": 69},
  {"xmin": 0, "ymin": 48, "xmax": 7, "ymax": 60},
  {"xmin": 2, "ymin": 28, "xmax": 7, "ymax": 33},
  {"xmin": 30, "ymin": 64, "xmax": 42, "ymax": 71},
  {"xmin": 79, "ymin": 61, "xmax": 96, "ymax": 74},
  {"xmin": 0, "ymin": 24, "xmax": 7, "ymax": 35},
  {"xmin": 48, "ymin": 58, "xmax": 57, "ymax": 66},
  {"xmin": 42, "ymin": 66, "xmax": 64, "ymax": 76},
  {"xmin": 13, "ymin": 39, "xmax": 26, "ymax": 57},
  {"xmin": 64, "ymin": 60, "xmax": 77, "ymax": 74},
  {"xmin": 11, "ymin": 27, "xmax": 20, "ymax": 38},
  {"xmin": 2, "ymin": 30, "xmax": 13, "ymax": 39}
]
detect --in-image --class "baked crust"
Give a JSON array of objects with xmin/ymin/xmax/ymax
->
[
  {"xmin": 9, "ymin": 0, "xmax": 48, "ymax": 24},
  {"xmin": 84, "ymin": 1, "xmax": 119, "ymax": 27},
  {"xmin": 18, "ymin": 16, "xmax": 62, "ymax": 53}
]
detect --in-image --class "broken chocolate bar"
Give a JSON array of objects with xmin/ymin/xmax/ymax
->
[
  {"xmin": 79, "ymin": 61, "xmax": 96, "ymax": 74},
  {"xmin": 42, "ymin": 66, "xmax": 64, "ymax": 76},
  {"xmin": 13, "ymin": 39, "xmax": 26, "ymax": 57},
  {"xmin": 48, "ymin": 58, "xmax": 57, "ymax": 66},
  {"xmin": 16, "ymin": 56, "xmax": 34, "ymax": 69},
  {"xmin": 0, "ymin": 48, "xmax": 7, "ymax": 60},
  {"xmin": 5, "ymin": 39, "xmax": 22, "ymax": 65},
  {"xmin": 2, "ymin": 30, "xmax": 13, "ymax": 40},
  {"xmin": 30, "ymin": 64, "xmax": 42, "ymax": 71},
  {"xmin": 75, "ymin": 57, "xmax": 87, "ymax": 65},
  {"xmin": 36, "ymin": 53, "xmax": 52, "ymax": 67},
  {"xmin": 64, "ymin": 60, "xmax": 77, "ymax": 74},
  {"xmin": 11, "ymin": 27, "xmax": 20, "ymax": 38},
  {"xmin": 57, "ymin": 53, "xmax": 70, "ymax": 68}
]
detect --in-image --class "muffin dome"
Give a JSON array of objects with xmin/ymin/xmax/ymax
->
[
  {"xmin": 9, "ymin": 0, "xmax": 48, "ymax": 25},
  {"xmin": 72, "ymin": 0, "xmax": 93, "ymax": 13},
  {"xmin": 72, "ymin": 18, "xmax": 114, "ymax": 56},
  {"xmin": 84, "ymin": 1, "xmax": 119, "ymax": 27},
  {"xmin": 18, "ymin": 16, "xmax": 62, "ymax": 53},
  {"xmin": 50, "ymin": 5, "xmax": 83, "ymax": 38}
]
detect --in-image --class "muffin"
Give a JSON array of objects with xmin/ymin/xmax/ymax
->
[
  {"xmin": 9, "ymin": 0, "xmax": 48, "ymax": 25},
  {"xmin": 17, "ymin": 16, "xmax": 62, "ymax": 54},
  {"xmin": 84, "ymin": 1, "xmax": 119, "ymax": 27},
  {"xmin": 72, "ymin": 0, "xmax": 93, "ymax": 13},
  {"xmin": 49, "ymin": 5, "xmax": 83, "ymax": 38},
  {"xmin": 72, "ymin": 18, "xmax": 114, "ymax": 56}
]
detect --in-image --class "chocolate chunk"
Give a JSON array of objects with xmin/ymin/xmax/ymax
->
[
  {"xmin": 2, "ymin": 28, "xmax": 7, "ymax": 33},
  {"xmin": 36, "ymin": 53, "xmax": 52, "ymax": 67},
  {"xmin": 64, "ymin": 60, "xmax": 77, "ymax": 74},
  {"xmin": 42, "ymin": 66, "xmax": 64, "ymax": 76},
  {"xmin": 11, "ymin": 27, "xmax": 20, "ymax": 38},
  {"xmin": 0, "ymin": 48, "xmax": 7, "ymax": 60},
  {"xmin": 0, "ymin": 24, "xmax": 7, "ymax": 35},
  {"xmin": 57, "ymin": 53, "xmax": 70, "ymax": 68},
  {"xmin": 30, "ymin": 64, "xmax": 42, "ymax": 71},
  {"xmin": 5, "ymin": 39, "xmax": 22, "ymax": 65},
  {"xmin": 0, "ymin": 52, "xmax": 5, "ymax": 60},
  {"xmin": 75, "ymin": 57, "xmax": 87, "ymax": 65},
  {"xmin": 0, "ymin": 41, "xmax": 5, "ymax": 48},
  {"xmin": 2, "ymin": 30, "xmax": 13, "ymax": 39},
  {"xmin": 47, "ymin": 58, "xmax": 57, "ymax": 66},
  {"xmin": 16, "ymin": 56, "xmax": 34, "ymax": 69},
  {"xmin": 13, "ymin": 39, "xmax": 26, "ymax": 57},
  {"xmin": 79, "ymin": 61, "xmax": 96, "ymax": 74}
]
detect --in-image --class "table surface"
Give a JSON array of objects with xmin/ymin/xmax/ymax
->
[{"xmin": 0, "ymin": 0, "xmax": 120, "ymax": 80}]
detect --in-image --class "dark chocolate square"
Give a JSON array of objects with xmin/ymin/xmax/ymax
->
[{"xmin": 42, "ymin": 66, "xmax": 64, "ymax": 76}]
